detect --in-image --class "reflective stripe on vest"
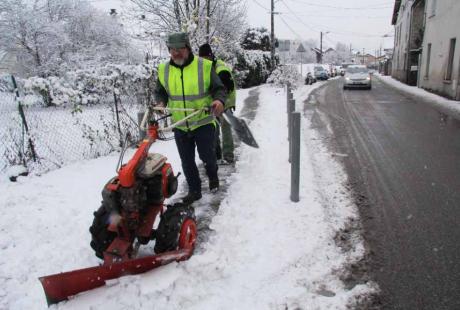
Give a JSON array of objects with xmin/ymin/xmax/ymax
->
[
  {"xmin": 158, "ymin": 57, "xmax": 214, "ymax": 131},
  {"xmin": 215, "ymin": 59, "xmax": 236, "ymax": 108}
]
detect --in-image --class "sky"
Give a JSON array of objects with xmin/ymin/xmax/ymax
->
[{"xmin": 245, "ymin": 0, "xmax": 396, "ymax": 54}]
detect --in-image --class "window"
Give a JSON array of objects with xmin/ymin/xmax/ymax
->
[
  {"xmin": 445, "ymin": 38, "xmax": 456, "ymax": 81},
  {"xmin": 425, "ymin": 43, "xmax": 431, "ymax": 78}
]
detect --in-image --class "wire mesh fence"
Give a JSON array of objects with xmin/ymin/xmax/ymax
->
[{"xmin": 0, "ymin": 90, "xmax": 144, "ymax": 177}]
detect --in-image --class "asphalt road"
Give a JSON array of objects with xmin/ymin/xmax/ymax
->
[{"xmin": 305, "ymin": 77, "xmax": 460, "ymax": 310}]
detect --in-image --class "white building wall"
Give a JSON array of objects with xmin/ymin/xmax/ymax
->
[
  {"xmin": 419, "ymin": 0, "xmax": 460, "ymax": 100},
  {"xmin": 392, "ymin": 0, "xmax": 412, "ymax": 82}
]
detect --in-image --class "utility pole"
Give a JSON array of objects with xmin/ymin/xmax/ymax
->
[
  {"xmin": 271, "ymin": 0, "xmax": 275, "ymax": 66},
  {"xmin": 350, "ymin": 44, "xmax": 352, "ymax": 62},
  {"xmin": 362, "ymin": 48, "xmax": 365, "ymax": 65},
  {"xmin": 375, "ymin": 49, "xmax": 378, "ymax": 68},
  {"xmin": 319, "ymin": 31, "xmax": 329, "ymax": 64},
  {"xmin": 320, "ymin": 32, "xmax": 323, "ymax": 63}
]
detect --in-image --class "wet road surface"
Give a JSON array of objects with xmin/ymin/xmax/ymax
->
[{"xmin": 306, "ymin": 77, "xmax": 460, "ymax": 310}]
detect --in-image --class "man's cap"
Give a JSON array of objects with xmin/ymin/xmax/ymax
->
[
  {"xmin": 166, "ymin": 32, "xmax": 191, "ymax": 49},
  {"xmin": 198, "ymin": 43, "xmax": 213, "ymax": 58}
]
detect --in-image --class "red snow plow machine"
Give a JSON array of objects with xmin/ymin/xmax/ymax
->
[{"xmin": 39, "ymin": 108, "xmax": 201, "ymax": 306}]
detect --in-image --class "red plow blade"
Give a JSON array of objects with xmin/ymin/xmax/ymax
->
[{"xmin": 39, "ymin": 248, "xmax": 192, "ymax": 306}]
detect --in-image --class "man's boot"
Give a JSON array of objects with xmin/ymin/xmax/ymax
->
[
  {"xmin": 181, "ymin": 191, "xmax": 202, "ymax": 204},
  {"xmin": 209, "ymin": 178, "xmax": 219, "ymax": 192}
]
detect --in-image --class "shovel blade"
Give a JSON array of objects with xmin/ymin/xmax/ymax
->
[
  {"xmin": 223, "ymin": 111, "xmax": 259, "ymax": 148},
  {"xmin": 39, "ymin": 248, "xmax": 192, "ymax": 306}
]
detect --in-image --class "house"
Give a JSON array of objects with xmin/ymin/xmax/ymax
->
[
  {"xmin": 392, "ymin": 0, "xmax": 460, "ymax": 100},
  {"xmin": 418, "ymin": 0, "xmax": 460, "ymax": 100},
  {"xmin": 391, "ymin": 0, "xmax": 424, "ymax": 85},
  {"xmin": 354, "ymin": 52, "xmax": 377, "ymax": 67},
  {"xmin": 378, "ymin": 49, "xmax": 394, "ymax": 76}
]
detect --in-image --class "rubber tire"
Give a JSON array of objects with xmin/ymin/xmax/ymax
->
[
  {"xmin": 154, "ymin": 203, "xmax": 196, "ymax": 254},
  {"xmin": 89, "ymin": 205, "xmax": 117, "ymax": 259}
]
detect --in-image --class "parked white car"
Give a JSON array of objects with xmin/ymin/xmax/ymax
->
[{"xmin": 343, "ymin": 65, "xmax": 372, "ymax": 90}]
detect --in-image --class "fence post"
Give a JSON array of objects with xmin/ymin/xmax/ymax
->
[
  {"xmin": 290, "ymin": 112, "xmax": 301, "ymax": 202},
  {"xmin": 113, "ymin": 91, "xmax": 123, "ymax": 146},
  {"xmin": 11, "ymin": 75, "xmax": 37, "ymax": 163}
]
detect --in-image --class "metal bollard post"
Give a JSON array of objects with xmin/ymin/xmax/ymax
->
[
  {"xmin": 138, "ymin": 112, "xmax": 146, "ymax": 139},
  {"xmin": 288, "ymin": 98, "xmax": 295, "ymax": 162},
  {"xmin": 290, "ymin": 112, "xmax": 301, "ymax": 202},
  {"xmin": 287, "ymin": 91, "xmax": 293, "ymax": 113}
]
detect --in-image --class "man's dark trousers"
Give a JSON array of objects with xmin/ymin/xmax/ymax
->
[{"xmin": 174, "ymin": 123, "xmax": 218, "ymax": 194}]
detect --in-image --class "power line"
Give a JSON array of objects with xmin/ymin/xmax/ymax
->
[
  {"xmin": 278, "ymin": 15, "xmax": 304, "ymax": 40},
  {"xmin": 279, "ymin": 12, "xmax": 389, "ymax": 19},
  {"xmin": 285, "ymin": 0, "xmax": 393, "ymax": 10},
  {"xmin": 252, "ymin": 0, "xmax": 270, "ymax": 12},
  {"xmin": 281, "ymin": 11, "xmax": 392, "ymax": 38},
  {"xmin": 279, "ymin": 0, "xmax": 319, "ymax": 32}
]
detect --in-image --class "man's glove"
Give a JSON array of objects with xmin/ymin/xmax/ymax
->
[{"xmin": 211, "ymin": 100, "xmax": 224, "ymax": 116}]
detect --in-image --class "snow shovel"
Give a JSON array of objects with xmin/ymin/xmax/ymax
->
[{"xmin": 222, "ymin": 110, "xmax": 259, "ymax": 148}]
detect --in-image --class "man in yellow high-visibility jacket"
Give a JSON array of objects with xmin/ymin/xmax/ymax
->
[
  {"xmin": 198, "ymin": 43, "xmax": 236, "ymax": 164},
  {"xmin": 154, "ymin": 32, "xmax": 227, "ymax": 204}
]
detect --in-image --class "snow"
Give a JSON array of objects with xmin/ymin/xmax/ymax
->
[
  {"xmin": 376, "ymin": 74, "xmax": 460, "ymax": 120},
  {"xmin": 298, "ymin": 63, "xmax": 317, "ymax": 77},
  {"xmin": 5, "ymin": 165, "xmax": 28, "ymax": 179},
  {"xmin": 0, "ymin": 50, "xmax": 7, "ymax": 62},
  {"xmin": 0, "ymin": 83, "xmax": 376, "ymax": 309}
]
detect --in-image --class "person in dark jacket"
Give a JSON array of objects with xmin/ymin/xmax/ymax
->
[
  {"xmin": 154, "ymin": 32, "xmax": 227, "ymax": 204},
  {"xmin": 198, "ymin": 43, "xmax": 236, "ymax": 164}
]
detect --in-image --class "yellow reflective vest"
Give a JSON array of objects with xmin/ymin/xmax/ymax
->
[
  {"xmin": 214, "ymin": 59, "xmax": 236, "ymax": 109},
  {"xmin": 158, "ymin": 57, "xmax": 215, "ymax": 131}
]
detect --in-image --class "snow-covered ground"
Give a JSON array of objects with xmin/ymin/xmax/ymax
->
[{"xmin": 0, "ymin": 82, "xmax": 377, "ymax": 309}]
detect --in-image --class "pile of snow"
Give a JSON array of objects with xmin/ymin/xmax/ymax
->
[{"xmin": 0, "ymin": 83, "xmax": 376, "ymax": 309}]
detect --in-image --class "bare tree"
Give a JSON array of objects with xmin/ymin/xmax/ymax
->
[
  {"xmin": 127, "ymin": 0, "xmax": 247, "ymax": 57},
  {"xmin": 0, "ymin": 0, "xmax": 137, "ymax": 77}
]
